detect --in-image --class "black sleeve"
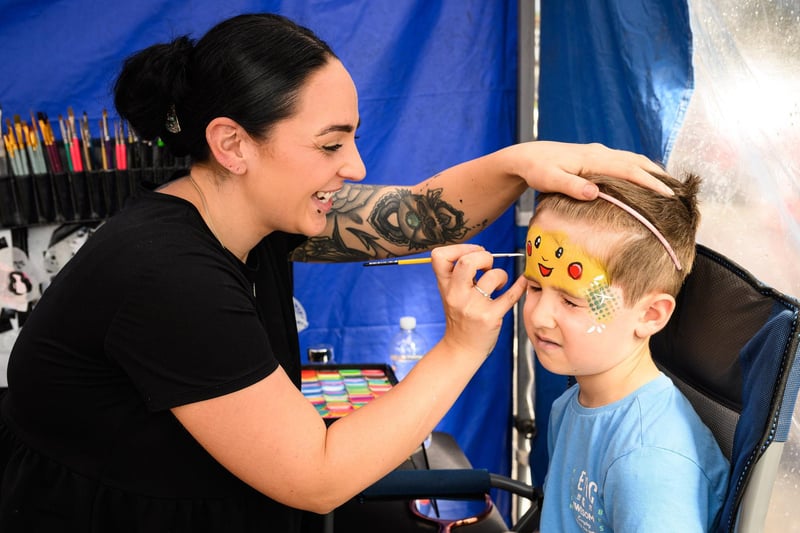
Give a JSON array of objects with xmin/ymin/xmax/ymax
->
[{"xmin": 106, "ymin": 234, "xmax": 279, "ymax": 411}]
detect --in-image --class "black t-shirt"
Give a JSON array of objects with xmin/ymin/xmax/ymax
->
[{"xmin": 0, "ymin": 189, "xmax": 307, "ymax": 532}]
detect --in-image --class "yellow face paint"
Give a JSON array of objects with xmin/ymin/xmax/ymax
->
[{"xmin": 524, "ymin": 224, "xmax": 621, "ymax": 329}]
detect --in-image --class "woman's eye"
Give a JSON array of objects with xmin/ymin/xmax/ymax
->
[{"xmin": 322, "ymin": 143, "xmax": 343, "ymax": 152}]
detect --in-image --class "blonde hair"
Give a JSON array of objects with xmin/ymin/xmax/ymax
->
[{"xmin": 533, "ymin": 172, "xmax": 701, "ymax": 303}]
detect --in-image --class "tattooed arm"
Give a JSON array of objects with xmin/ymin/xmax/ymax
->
[
  {"xmin": 290, "ymin": 183, "xmax": 475, "ymax": 262},
  {"xmin": 292, "ymin": 141, "xmax": 669, "ymax": 262}
]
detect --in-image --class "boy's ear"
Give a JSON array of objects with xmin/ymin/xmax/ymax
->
[
  {"xmin": 634, "ymin": 292, "xmax": 675, "ymax": 338},
  {"xmin": 205, "ymin": 117, "xmax": 247, "ymax": 175}
]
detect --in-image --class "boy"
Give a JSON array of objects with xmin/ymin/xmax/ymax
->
[{"xmin": 523, "ymin": 173, "xmax": 729, "ymax": 532}]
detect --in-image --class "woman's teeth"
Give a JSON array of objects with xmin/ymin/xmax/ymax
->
[{"xmin": 315, "ymin": 191, "xmax": 335, "ymax": 202}]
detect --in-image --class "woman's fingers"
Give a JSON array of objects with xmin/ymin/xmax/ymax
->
[
  {"xmin": 431, "ymin": 246, "xmax": 522, "ymax": 304},
  {"xmin": 431, "ymin": 245, "xmax": 526, "ymax": 358},
  {"xmin": 429, "ymin": 244, "xmax": 484, "ymax": 274},
  {"xmin": 493, "ymin": 274, "xmax": 527, "ymax": 309},
  {"xmin": 510, "ymin": 141, "xmax": 673, "ymax": 200},
  {"xmin": 577, "ymin": 144, "xmax": 672, "ymax": 197}
]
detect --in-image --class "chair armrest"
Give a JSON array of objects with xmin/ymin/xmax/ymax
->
[{"xmin": 361, "ymin": 469, "xmax": 492, "ymax": 500}]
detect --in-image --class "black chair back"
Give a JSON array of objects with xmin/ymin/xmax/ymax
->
[{"xmin": 651, "ymin": 244, "xmax": 800, "ymax": 533}]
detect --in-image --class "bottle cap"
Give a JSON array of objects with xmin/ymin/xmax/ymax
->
[
  {"xmin": 399, "ymin": 316, "xmax": 416, "ymax": 330},
  {"xmin": 307, "ymin": 344, "xmax": 334, "ymax": 363}
]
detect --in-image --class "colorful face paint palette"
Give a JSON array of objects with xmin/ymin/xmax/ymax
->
[{"xmin": 301, "ymin": 364, "xmax": 397, "ymax": 422}]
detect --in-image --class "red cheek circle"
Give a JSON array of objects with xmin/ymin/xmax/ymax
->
[
  {"xmin": 568, "ymin": 262, "xmax": 583, "ymax": 280},
  {"xmin": 526, "ymin": 240, "xmax": 532, "ymax": 256}
]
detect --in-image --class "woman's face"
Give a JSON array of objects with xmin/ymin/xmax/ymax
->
[{"xmin": 250, "ymin": 58, "xmax": 366, "ymax": 237}]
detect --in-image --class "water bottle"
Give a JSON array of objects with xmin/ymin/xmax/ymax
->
[{"xmin": 389, "ymin": 316, "xmax": 428, "ymax": 381}]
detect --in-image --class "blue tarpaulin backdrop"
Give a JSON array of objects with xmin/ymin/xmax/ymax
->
[
  {"xmin": 0, "ymin": 0, "xmax": 694, "ymax": 517},
  {"xmin": 0, "ymin": 0, "xmax": 520, "ymax": 514}
]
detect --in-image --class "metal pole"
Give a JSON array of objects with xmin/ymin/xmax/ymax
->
[{"xmin": 511, "ymin": 0, "xmax": 539, "ymax": 523}]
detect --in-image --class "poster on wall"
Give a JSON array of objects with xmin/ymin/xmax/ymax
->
[{"xmin": 0, "ymin": 223, "xmax": 102, "ymax": 385}]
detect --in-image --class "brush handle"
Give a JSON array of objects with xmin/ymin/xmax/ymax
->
[{"xmin": 363, "ymin": 252, "xmax": 524, "ymax": 267}]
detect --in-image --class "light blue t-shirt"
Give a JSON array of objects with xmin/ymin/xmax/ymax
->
[{"xmin": 540, "ymin": 374, "xmax": 729, "ymax": 533}]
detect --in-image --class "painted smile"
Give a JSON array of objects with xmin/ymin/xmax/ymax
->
[{"xmin": 538, "ymin": 263, "xmax": 553, "ymax": 277}]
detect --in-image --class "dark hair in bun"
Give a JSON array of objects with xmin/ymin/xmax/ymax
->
[{"xmin": 114, "ymin": 13, "xmax": 336, "ymax": 161}]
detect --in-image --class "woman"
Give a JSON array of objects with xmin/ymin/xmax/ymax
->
[{"xmin": 0, "ymin": 13, "xmax": 670, "ymax": 532}]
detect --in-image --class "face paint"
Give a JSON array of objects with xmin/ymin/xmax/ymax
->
[{"xmin": 525, "ymin": 224, "xmax": 621, "ymax": 331}]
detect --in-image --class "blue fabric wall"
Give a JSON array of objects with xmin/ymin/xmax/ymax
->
[
  {"xmin": 2, "ymin": 0, "xmax": 696, "ymax": 515},
  {"xmin": 532, "ymin": 0, "xmax": 693, "ymax": 486},
  {"xmin": 1, "ymin": 0, "xmax": 519, "ymax": 514}
]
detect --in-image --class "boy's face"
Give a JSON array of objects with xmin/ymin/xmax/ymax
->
[{"xmin": 522, "ymin": 210, "xmax": 646, "ymax": 379}]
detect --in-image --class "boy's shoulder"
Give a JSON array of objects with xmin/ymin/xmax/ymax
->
[{"xmin": 635, "ymin": 376, "xmax": 717, "ymax": 449}]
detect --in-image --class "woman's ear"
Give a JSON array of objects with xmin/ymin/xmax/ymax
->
[
  {"xmin": 206, "ymin": 117, "xmax": 247, "ymax": 175},
  {"xmin": 634, "ymin": 292, "xmax": 675, "ymax": 339}
]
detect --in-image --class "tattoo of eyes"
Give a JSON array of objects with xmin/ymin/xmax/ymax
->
[
  {"xmin": 290, "ymin": 185, "xmax": 469, "ymax": 261},
  {"xmin": 368, "ymin": 188, "xmax": 467, "ymax": 251}
]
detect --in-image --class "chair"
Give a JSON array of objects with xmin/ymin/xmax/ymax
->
[
  {"xmin": 358, "ymin": 244, "xmax": 800, "ymax": 533},
  {"xmin": 325, "ymin": 431, "xmax": 538, "ymax": 532},
  {"xmin": 650, "ymin": 244, "xmax": 800, "ymax": 532}
]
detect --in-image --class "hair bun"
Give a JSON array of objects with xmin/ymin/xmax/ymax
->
[{"xmin": 113, "ymin": 35, "xmax": 195, "ymax": 142}]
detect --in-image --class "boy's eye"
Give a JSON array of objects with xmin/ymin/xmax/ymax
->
[{"xmin": 562, "ymin": 297, "xmax": 579, "ymax": 308}]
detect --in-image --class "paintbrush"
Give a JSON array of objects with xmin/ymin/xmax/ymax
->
[
  {"xmin": 363, "ymin": 252, "xmax": 524, "ymax": 267},
  {"xmin": 80, "ymin": 112, "xmax": 93, "ymax": 171},
  {"xmin": 67, "ymin": 107, "xmax": 83, "ymax": 172}
]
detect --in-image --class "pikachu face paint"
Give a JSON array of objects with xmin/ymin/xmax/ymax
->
[{"xmin": 524, "ymin": 224, "xmax": 621, "ymax": 332}]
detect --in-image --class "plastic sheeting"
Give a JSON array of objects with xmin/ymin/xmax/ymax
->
[
  {"xmin": 533, "ymin": 0, "xmax": 694, "ymax": 486},
  {"xmin": 667, "ymin": 1, "xmax": 800, "ymax": 529},
  {"xmin": 1, "ymin": 0, "xmax": 520, "ymax": 516}
]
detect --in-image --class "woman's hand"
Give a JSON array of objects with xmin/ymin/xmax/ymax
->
[
  {"xmin": 500, "ymin": 141, "xmax": 673, "ymax": 200},
  {"xmin": 430, "ymin": 244, "xmax": 527, "ymax": 360}
]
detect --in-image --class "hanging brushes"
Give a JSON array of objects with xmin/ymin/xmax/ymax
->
[
  {"xmin": 0, "ymin": 105, "xmax": 188, "ymax": 176},
  {"xmin": 0, "ymin": 103, "xmax": 193, "ymax": 228}
]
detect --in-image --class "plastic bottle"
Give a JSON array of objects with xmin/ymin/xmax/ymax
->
[{"xmin": 389, "ymin": 316, "xmax": 428, "ymax": 381}]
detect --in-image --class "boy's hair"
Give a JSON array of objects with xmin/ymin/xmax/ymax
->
[{"xmin": 533, "ymin": 172, "xmax": 701, "ymax": 302}]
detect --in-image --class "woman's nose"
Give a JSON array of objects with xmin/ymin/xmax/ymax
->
[{"xmin": 339, "ymin": 144, "xmax": 366, "ymax": 182}]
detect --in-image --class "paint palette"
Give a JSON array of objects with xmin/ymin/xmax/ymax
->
[{"xmin": 301, "ymin": 364, "xmax": 397, "ymax": 421}]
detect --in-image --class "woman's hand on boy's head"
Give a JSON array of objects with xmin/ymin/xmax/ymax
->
[
  {"xmin": 430, "ymin": 245, "xmax": 527, "ymax": 359},
  {"xmin": 504, "ymin": 141, "xmax": 674, "ymax": 200}
]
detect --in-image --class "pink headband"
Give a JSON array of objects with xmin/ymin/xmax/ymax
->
[{"xmin": 597, "ymin": 192, "xmax": 682, "ymax": 271}]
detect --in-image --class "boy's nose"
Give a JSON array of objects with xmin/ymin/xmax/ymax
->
[{"xmin": 526, "ymin": 291, "xmax": 558, "ymax": 330}]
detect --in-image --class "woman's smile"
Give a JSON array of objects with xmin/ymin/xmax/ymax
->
[{"xmin": 313, "ymin": 189, "xmax": 339, "ymax": 213}]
